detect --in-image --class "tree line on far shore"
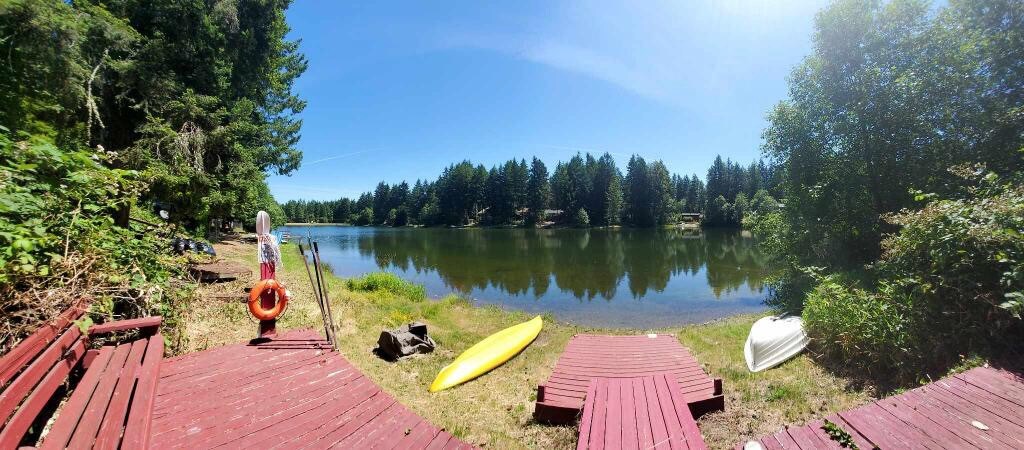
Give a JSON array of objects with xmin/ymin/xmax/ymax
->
[{"xmin": 280, "ymin": 153, "xmax": 780, "ymax": 227}]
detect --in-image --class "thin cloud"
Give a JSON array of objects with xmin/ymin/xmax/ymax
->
[
  {"xmin": 307, "ymin": 149, "xmax": 375, "ymax": 164},
  {"xmin": 440, "ymin": 32, "xmax": 667, "ymax": 104}
]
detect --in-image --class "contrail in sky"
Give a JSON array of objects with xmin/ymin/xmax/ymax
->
[{"xmin": 307, "ymin": 149, "xmax": 375, "ymax": 164}]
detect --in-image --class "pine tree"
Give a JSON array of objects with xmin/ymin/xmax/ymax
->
[
  {"xmin": 648, "ymin": 161, "xmax": 673, "ymax": 225},
  {"xmin": 624, "ymin": 155, "xmax": 652, "ymax": 226},
  {"xmin": 526, "ymin": 157, "xmax": 550, "ymax": 225},
  {"xmin": 604, "ymin": 171, "xmax": 623, "ymax": 225}
]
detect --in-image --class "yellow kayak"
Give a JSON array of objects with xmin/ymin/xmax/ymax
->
[{"xmin": 429, "ymin": 316, "xmax": 543, "ymax": 392}]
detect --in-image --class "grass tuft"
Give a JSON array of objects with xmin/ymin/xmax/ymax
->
[{"xmin": 346, "ymin": 271, "xmax": 427, "ymax": 301}]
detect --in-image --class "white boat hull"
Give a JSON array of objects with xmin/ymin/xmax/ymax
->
[{"xmin": 744, "ymin": 315, "xmax": 809, "ymax": 372}]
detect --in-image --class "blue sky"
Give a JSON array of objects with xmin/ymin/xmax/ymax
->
[{"xmin": 269, "ymin": 0, "xmax": 829, "ymax": 202}]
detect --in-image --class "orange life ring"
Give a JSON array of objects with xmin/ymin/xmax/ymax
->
[{"xmin": 248, "ymin": 279, "xmax": 289, "ymax": 321}]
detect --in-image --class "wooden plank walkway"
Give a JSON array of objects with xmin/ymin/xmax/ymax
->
[
  {"xmin": 578, "ymin": 374, "xmax": 708, "ymax": 450},
  {"xmin": 150, "ymin": 329, "xmax": 474, "ymax": 449},
  {"xmin": 535, "ymin": 334, "xmax": 723, "ymax": 424},
  {"xmin": 737, "ymin": 366, "xmax": 1024, "ymax": 449}
]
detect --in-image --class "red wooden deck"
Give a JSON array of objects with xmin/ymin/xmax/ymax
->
[
  {"xmin": 149, "ymin": 329, "xmax": 474, "ymax": 449},
  {"xmin": 737, "ymin": 366, "xmax": 1024, "ymax": 449},
  {"xmin": 535, "ymin": 334, "xmax": 723, "ymax": 424},
  {"xmin": 578, "ymin": 374, "xmax": 708, "ymax": 450}
]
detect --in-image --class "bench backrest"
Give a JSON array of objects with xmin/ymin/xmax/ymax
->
[{"xmin": 0, "ymin": 302, "xmax": 88, "ymax": 447}]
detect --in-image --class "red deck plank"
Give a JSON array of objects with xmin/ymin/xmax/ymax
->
[
  {"xmin": 650, "ymin": 375, "xmax": 685, "ymax": 450},
  {"xmin": 273, "ymin": 391, "xmax": 387, "ymax": 449},
  {"xmin": 156, "ymin": 346, "xmax": 324, "ymax": 395},
  {"xmin": 770, "ymin": 427, "xmax": 799, "ymax": 449},
  {"xmin": 577, "ymin": 381, "xmax": 598, "ymax": 450},
  {"xmin": 426, "ymin": 431, "xmax": 455, "ymax": 450},
  {"xmin": 152, "ymin": 352, "xmax": 344, "ymax": 423},
  {"xmin": 578, "ymin": 375, "xmax": 711, "ymax": 450},
  {"xmin": 876, "ymin": 393, "xmax": 970, "ymax": 446},
  {"xmin": 149, "ymin": 328, "xmax": 471, "ymax": 449},
  {"xmin": 632, "ymin": 377, "xmax": 655, "ymax": 449},
  {"xmin": 238, "ymin": 377, "xmax": 377, "ymax": 448},
  {"xmin": 285, "ymin": 392, "xmax": 391, "ymax": 448},
  {"xmin": 938, "ymin": 375, "xmax": 1024, "ymax": 423},
  {"xmin": 93, "ymin": 339, "xmax": 148, "ymax": 450},
  {"xmin": 917, "ymin": 385, "xmax": 1024, "ymax": 448},
  {"xmin": 158, "ymin": 366, "xmax": 359, "ymax": 446},
  {"xmin": 591, "ymin": 379, "xmax": 610, "ymax": 450},
  {"xmin": 334, "ymin": 402, "xmax": 409, "ymax": 448},
  {"xmin": 823, "ymin": 414, "xmax": 876, "ymax": 450},
  {"xmin": 741, "ymin": 366, "xmax": 1024, "ymax": 450},
  {"xmin": 157, "ymin": 330, "xmax": 326, "ymax": 379},
  {"xmin": 122, "ymin": 335, "xmax": 163, "ymax": 450},
  {"xmin": 0, "ymin": 326, "xmax": 82, "ymax": 426},
  {"xmin": 67, "ymin": 343, "xmax": 133, "ymax": 449},
  {"xmin": 88, "ymin": 315, "xmax": 162, "ymax": 335},
  {"xmin": 783, "ymin": 426, "xmax": 821, "ymax": 450},
  {"xmin": 662, "ymin": 374, "xmax": 707, "ymax": 450},
  {"xmin": 643, "ymin": 376, "xmax": 671, "ymax": 450},
  {"xmin": 273, "ymin": 387, "xmax": 380, "ymax": 449},
  {"xmin": 0, "ymin": 340, "xmax": 86, "ymax": 449},
  {"xmin": 965, "ymin": 366, "xmax": 1024, "ymax": 399},
  {"xmin": 0, "ymin": 300, "xmax": 85, "ymax": 387},
  {"xmin": 311, "ymin": 393, "xmax": 398, "ymax": 447},
  {"xmin": 894, "ymin": 389, "xmax": 1006, "ymax": 449},
  {"xmin": 371, "ymin": 409, "xmax": 426, "ymax": 449},
  {"xmin": 956, "ymin": 369, "xmax": 1024, "ymax": 408},
  {"xmin": 393, "ymin": 420, "xmax": 437, "ymax": 450},
  {"xmin": 39, "ymin": 346, "xmax": 115, "ymax": 450},
  {"xmin": 620, "ymin": 379, "xmax": 640, "ymax": 450},
  {"xmin": 756, "ymin": 435, "xmax": 783, "ymax": 450},
  {"xmin": 803, "ymin": 421, "xmax": 844, "ymax": 450}
]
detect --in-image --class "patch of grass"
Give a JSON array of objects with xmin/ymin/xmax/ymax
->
[
  {"xmin": 766, "ymin": 384, "xmax": 799, "ymax": 402},
  {"xmin": 677, "ymin": 316, "xmax": 875, "ymax": 447},
  {"xmin": 346, "ymin": 271, "xmax": 427, "ymax": 301},
  {"xmin": 180, "ymin": 241, "xmax": 875, "ymax": 449}
]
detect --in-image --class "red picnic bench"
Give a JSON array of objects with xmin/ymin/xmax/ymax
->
[
  {"xmin": 577, "ymin": 374, "xmax": 707, "ymax": 450},
  {"xmin": 0, "ymin": 301, "xmax": 163, "ymax": 449}
]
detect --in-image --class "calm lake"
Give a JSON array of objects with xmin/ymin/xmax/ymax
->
[{"xmin": 280, "ymin": 226, "xmax": 771, "ymax": 328}]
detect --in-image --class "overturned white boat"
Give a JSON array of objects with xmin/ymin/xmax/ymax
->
[{"xmin": 744, "ymin": 314, "xmax": 809, "ymax": 372}]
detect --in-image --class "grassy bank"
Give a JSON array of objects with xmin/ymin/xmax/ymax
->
[{"xmin": 182, "ymin": 239, "xmax": 872, "ymax": 449}]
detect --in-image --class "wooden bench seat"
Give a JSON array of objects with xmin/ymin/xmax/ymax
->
[{"xmin": 0, "ymin": 302, "xmax": 162, "ymax": 449}]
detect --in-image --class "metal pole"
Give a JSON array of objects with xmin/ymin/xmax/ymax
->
[
  {"xmin": 312, "ymin": 241, "xmax": 339, "ymax": 350},
  {"xmin": 299, "ymin": 244, "xmax": 332, "ymax": 347}
]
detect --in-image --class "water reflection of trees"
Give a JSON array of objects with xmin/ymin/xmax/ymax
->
[{"xmin": 357, "ymin": 228, "xmax": 769, "ymax": 301}]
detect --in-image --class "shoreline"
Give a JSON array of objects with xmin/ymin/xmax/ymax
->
[
  {"xmin": 283, "ymin": 222, "xmax": 733, "ymax": 231},
  {"xmin": 183, "ymin": 238, "xmax": 874, "ymax": 449}
]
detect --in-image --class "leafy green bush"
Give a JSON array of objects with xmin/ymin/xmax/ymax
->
[
  {"xmin": 803, "ymin": 275, "xmax": 919, "ymax": 381},
  {"xmin": 346, "ymin": 272, "xmax": 426, "ymax": 301},
  {"xmin": 803, "ymin": 170, "xmax": 1024, "ymax": 384},
  {"xmin": 0, "ymin": 134, "xmax": 188, "ymax": 352},
  {"xmin": 0, "ymin": 135, "xmax": 137, "ymax": 282}
]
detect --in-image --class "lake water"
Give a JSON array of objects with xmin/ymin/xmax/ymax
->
[{"xmin": 280, "ymin": 226, "xmax": 771, "ymax": 328}]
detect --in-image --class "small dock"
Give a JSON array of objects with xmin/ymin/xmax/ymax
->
[
  {"xmin": 738, "ymin": 366, "xmax": 1024, "ymax": 449},
  {"xmin": 577, "ymin": 374, "xmax": 707, "ymax": 450},
  {"xmin": 150, "ymin": 329, "xmax": 473, "ymax": 449},
  {"xmin": 535, "ymin": 334, "xmax": 723, "ymax": 424}
]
